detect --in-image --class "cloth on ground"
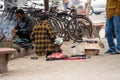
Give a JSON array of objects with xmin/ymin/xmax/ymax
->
[{"xmin": 13, "ymin": 38, "xmax": 34, "ymax": 51}]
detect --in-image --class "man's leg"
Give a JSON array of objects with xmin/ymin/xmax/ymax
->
[
  {"xmin": 63, "ymin": 2, "xmax": 68, "ymax": 10},
  {"xmin": 113, "ymin": 16, "xmax": 120, "ymax": 51},
  {"xmin": 46, "ymin": 51, "xmax": 53, "ymax": 58},
  {"xmin": 105, "ymin": 18, "xmax": 116, "ymax": 53}
]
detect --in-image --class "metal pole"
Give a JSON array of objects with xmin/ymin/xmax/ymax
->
[
  {"xmin": 44, "ymin": 0, "xmax": 49, "ymax": 12},
  {"xmin": 86, "ymin": 0, "xmax": 91, "ymax": 17}
]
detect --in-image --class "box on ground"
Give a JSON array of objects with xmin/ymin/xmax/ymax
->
[{"xmin": 83, "ymin": 38, "xmax": 101, "ymax": 56}]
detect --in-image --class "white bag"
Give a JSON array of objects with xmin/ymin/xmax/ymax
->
[{"xmin": 54, "ymin": 37, "xmax": 63, "ymax": 45}]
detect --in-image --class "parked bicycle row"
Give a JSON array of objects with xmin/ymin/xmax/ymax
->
[
  {"xmin": 29, "ymin": 1, "xmax": 93, "ymax": 42},
  {"xmin": 0, "ymin": 1, "xmax": 93, "ymax": 43}
]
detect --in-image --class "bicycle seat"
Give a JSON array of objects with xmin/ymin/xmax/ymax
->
[{"xmin": 57, "ymin": 12, "xmax": 68, "ymax": 17}]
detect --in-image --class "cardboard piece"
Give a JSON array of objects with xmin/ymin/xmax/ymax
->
[{"xmin": 83, "ymin": 38, "xmax": 101, "ymax": 56}]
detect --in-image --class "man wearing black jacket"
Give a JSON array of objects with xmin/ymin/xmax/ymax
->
[{"xmin": 12, "ymin": 9, "xmax": 35, "ymax": 42}]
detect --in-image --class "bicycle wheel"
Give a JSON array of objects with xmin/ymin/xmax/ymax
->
[
  {"xmin": 67, "ymin": 17, "xmax": 92, "ymax": 42},
  {"xmin": 58, "ymin": 14, "xmax": 72, "ymax": 41},
  {"xmin": 49, "ymin": 17, "xmax": 62, "ymax": 36},
  {"xmin": 76, "ymin": 15, "xmax": 93, "ymax": 36}
]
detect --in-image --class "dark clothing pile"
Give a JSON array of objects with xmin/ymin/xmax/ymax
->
[{"xmin": 13, "ymin": 38, "xmax": 34, "ymax": 51}]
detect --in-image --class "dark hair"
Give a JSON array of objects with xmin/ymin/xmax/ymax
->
[
  {"xmin": 39, "ymin": 14, "xmax": 49, "ymax": 20},
  {"xmin": 15, "ymin": 9, "xmax": 25, "ymax": 15}
]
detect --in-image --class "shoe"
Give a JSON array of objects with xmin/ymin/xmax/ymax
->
[
  {"xmin": 105, "ymin": 49, "xmax": 115, "ymax": 54},
  {"xmin": 110, "ymin": 51, "xmax": 120, "ymax": 55},
  {"xmin": 116, "ymin": 50, "xmax": 120, "ymax": 53}
]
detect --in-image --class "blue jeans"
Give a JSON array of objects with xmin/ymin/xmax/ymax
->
[
  {"xmin": 105, "ymin": 16, "xmax": 120, "ymax": 51},
  {"xmin": 63, "ymin": 2, "xmax": 69, "ymax": 10}
]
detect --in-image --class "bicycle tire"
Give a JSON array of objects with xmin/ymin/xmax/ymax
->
[
  {"xmin": 49, "ymin": 17, "xmax": 62, "ymax": 36},
  {"xmin": 57, "ymin": 13, "xmax": 72, "ymax": 41},
  {"xmin": 67, "ymin": 16, "xmax": 92, "ymax": 42},
  {"xmin": 76, "ymin": 15, "xmax": 93, "ymax": 36}
]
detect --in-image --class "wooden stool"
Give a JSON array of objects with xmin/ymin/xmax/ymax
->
[
  {"xmin": 83, "ymin": 38, "xmax": 101, "ymax": 56},
  {"xmin": 0, "ymin": 48, "xmax": 16, "ymax": 73}
]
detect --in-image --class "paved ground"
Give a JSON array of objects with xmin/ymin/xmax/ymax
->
[{"xmin": 0, "ymin": 38, "xmax": 120, "ymax": 80}]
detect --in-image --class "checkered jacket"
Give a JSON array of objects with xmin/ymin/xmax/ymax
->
[{"xmin": 30, "ymin": 22, "xmax": 56, "ymax": 55}]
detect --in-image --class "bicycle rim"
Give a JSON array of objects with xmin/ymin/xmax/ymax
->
[
  {"xmin": 49, "ymin": 17, "xmax": 62, "ymax": 37},
  {"xmin": 67, "ymin": 18, "xmax": 92, "ymax": 42},
  {"xmin": 76, "ymin": 15, "xmax": 93, "ymax": 36}
]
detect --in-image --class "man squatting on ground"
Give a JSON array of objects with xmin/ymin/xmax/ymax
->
[{"xmin": 30, "ymin": 14, "xmax": 56, "ymax": 57}]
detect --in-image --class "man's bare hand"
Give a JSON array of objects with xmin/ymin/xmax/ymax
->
[{"xmin": 12, "ymin": 29, "xmax": 18, "ymax": 33}]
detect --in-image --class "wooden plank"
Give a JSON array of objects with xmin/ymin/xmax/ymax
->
[
  {"xmin": 84, "ymin": 42, "xmax": 101, "ymax": 49},
  {"xmin": 93, "ymin": 22, "xmax": 105, "ymax": 27},
  {"xmin": 0, "ymin": 48, "xmax": 16, "ymax": 54},
  {"xmin": 83, "ymin": 38, "xmax": 101, "ymax": 49}
]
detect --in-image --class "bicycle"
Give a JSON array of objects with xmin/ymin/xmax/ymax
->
[
  {"xmin": 53, "ymin": 6, "xmax": 93, "ymax": 42},
  {"xmin": 0, "ymin": 1, "xmax": 18, "ymax": 40},
  {"xmin": 43, "ymin": 2, "xmax": 93, "ymax": 42},
  {"xmin": 66, "ymin": 7, "xmax": 93, "ymax": 42}
]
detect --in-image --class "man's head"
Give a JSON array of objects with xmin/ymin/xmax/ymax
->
[
  {"xmin": 15, "ymin": 9, "xmax": 25, "ymax": 19},
  {"xmin": 39, "ymin": 14, "xmax": 49, "ymax": 23},
  {"xmin": 40, "ymin": 14, "xmax": 49, "ymax": 21}
]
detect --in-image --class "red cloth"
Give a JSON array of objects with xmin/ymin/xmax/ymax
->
[{"xmin": 48, "ymin": 52, "xmax": 64, "ymax": 58}]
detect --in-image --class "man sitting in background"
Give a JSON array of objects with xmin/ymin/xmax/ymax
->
[
  {"xmin": 12, "ymin": 9, "xmax": 35, "ymax": 42},
  {"xmin": 12, "ymin": 9, "xmax": 35, "ymax": 50}
]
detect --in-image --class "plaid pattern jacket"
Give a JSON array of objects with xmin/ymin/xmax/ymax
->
[{"xmin": 30, "ymin": 22, "xmax": 56, "ymax": 55}]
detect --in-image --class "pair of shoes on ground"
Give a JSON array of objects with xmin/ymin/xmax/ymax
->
[{"xmin": 105, "ymin": 49, "xmax": 120, "ymax": 55}]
